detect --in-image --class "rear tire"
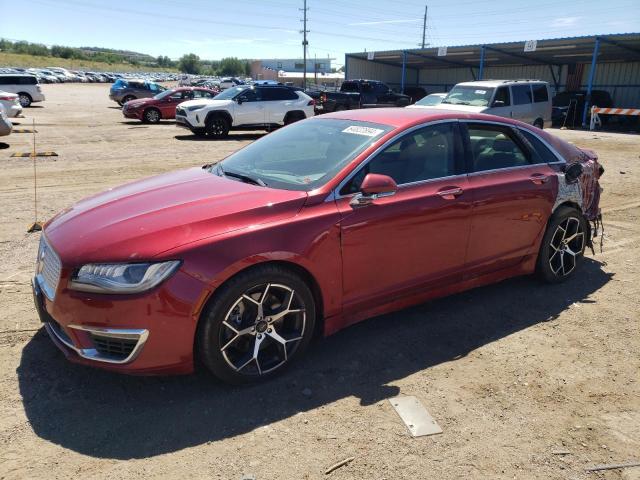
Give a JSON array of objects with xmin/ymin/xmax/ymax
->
[
  {"xmin": 536, "ymin": 206, "xmax": 587, "ymax": 283},
  {"xmin": 197, "ymin": 265, "xmax": 316, "ymax": 384},
  {"xmin": 284, "ymin": 111, "xmax": 305, "ymax": 125},
  {"xmin": 18, "ymin": 93, "xmax": 32, "ymax": 108},
  {"xmin": 205, "ymin": 115, "xmax": 230, "ymax": 139},
  {"xmin": 122, "ymin": 95, "xmax": 135, "ymax": 105}
]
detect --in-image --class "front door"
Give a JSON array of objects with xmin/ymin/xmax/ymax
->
[
  {"xmin": 234, "ymin": 88, "xmax": 265, "ymax": 126},
  {"xmin": 337, "ymin": 122, "xmax": 472, "ymax": 314},
  {"xmin": 461, "ymin": 122, "xmax": 557, "ymax": 277}
]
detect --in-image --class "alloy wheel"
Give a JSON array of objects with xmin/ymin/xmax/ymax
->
[
  {"xmin": 549, "ymin": 216, "xmax": 585, "ymax": 277},
  {"xmin": 210, "ymin": 118, "xmax": 226, "ymax": 136},
  {"xmin": 219, "ymin": 283, "xmax": 306, "ymax": 376},
  {"xmin": 145, "ymin": 109, "xmax": 160, "ymax": 123}
]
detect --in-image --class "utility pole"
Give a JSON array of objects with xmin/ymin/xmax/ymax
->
[
  {"xmin": 421, "ymin": 4, "xmax": 427, "ymax": 49},
  {"xmin": 300, "ymin": 0, "xmax": 309, "ymax": 89}
]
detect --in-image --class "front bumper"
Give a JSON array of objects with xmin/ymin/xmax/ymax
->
[
  {"xmin": 7, "ymin": 104, "xmax": 23, "ymax": 118},
  {"xmin": 32, "ymin": 267, "xmax": 208, "ymax": 375},
  {"xmin": 123, "ymin": 107, "xmax": 143, "ymax": 120}
]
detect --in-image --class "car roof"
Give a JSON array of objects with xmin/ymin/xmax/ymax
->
[{"xmin": 455, "ymin": 79, "xmax": 549, "ymax": 88}]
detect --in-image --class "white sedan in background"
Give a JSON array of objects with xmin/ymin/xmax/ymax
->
[
  {"xmin": 0, "ymin": 104, "xmax": 13, "ymax": 138},
  {"xmin": 0, "ymin": 91, "xmax": 23, "ymax": 117}
]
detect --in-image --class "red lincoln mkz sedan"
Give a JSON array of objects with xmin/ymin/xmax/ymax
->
[
  {"xmin": 122, "ymin": 87, "xmax": 219, "ymax": 123},
  {"xmin": 33, "ymin": 108, "xmax": 603, "ymax": 383}
]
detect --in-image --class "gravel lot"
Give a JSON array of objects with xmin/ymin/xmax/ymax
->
[{"xmin": 0, "ymin": 83, "xmax": 638, "ymax": 480}]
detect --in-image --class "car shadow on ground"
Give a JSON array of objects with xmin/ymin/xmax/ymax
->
[
  {"xmin": 17, "ymin": 258, "xmax": 611, "ymax": 459},
  {"xmin": 174, "ymin": 133, "xmax": 266, "ymax": 142},
  {"xmin": 0, "ymin": 143, "xmax": 9, "ymax": 149}
]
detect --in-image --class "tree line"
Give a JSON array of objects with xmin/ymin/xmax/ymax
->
[{"xmin": 1, "ymin": 39, "xmax": 252, "ymax": 76}]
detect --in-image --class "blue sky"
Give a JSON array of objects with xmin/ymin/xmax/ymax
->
[{"xmin": 1, "ymin": 0, "xmax": 638, "ymax": 68}]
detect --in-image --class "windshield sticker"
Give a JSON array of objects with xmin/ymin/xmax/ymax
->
[
  {"xmin": 474, "ymin": 90, "xmax": 487, "ymax": 94},
  {"xmin": 342, "ymin": 126, "xmax": 384, "ymax": 137}
]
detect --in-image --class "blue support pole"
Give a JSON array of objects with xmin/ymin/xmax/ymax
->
[
  {"xmin": 344, "ymin": 54, "xmax": 348, "ymax": 81},
  {"xmin": 401, "ymin": 50, "xmax": 407, "ymax": 93},
  {"xmin": 582, "ymin": 38, "xmax": 600, "ymax": 127},
  {"xmin": 478, "ymin": 46, "xmax": 485, "ymax": 80}
]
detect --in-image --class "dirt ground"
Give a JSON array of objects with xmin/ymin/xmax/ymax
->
[{"xmin": 0, "ymin": 83, "xmax": 638, "ymax": 480}]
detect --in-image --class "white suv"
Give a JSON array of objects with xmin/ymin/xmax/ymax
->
[
  {"xmin": 0, "ymin": 74, "xmax": 46, "ymax": 107},
  {"xmin": 176, "ymin": 85, "xmax": 315, "ymax": 139}
]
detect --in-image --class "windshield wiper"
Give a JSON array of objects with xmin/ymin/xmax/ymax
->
[{"xmin": 218, "ymin": 164, "xmax": 267, "ymax": 187}]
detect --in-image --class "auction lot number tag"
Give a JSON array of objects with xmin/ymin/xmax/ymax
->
[{"xmin": 343, "ymin": 126, "xmax": 385, "ymax": 137}]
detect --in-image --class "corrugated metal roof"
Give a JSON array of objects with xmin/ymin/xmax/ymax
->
[{"xmin": 347, "ymin": 33, "xmax": 640, "ymax": 69}]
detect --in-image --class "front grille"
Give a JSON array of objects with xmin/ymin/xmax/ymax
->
[
  {"xmin": 37, "ymin": 236, "xmax": 62, "ymax": 300},
  {"xmin": 90, "ymin": 334, "xmax": 138, "ymax": 360}
]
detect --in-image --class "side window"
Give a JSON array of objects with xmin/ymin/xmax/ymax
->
[
  {"xmin": 467, "ymin": 124, "xmax": 530, "ymax": 172},
  {"xmin": 238, "ymin": 89, "xmax": 258, "ymax": 102},
  {"xmin": 518, "ymin": 129, "xmax": 559, "ymax": 164},
  {"xmin": 149, "ymin": 83, "xmax": 161, "ymax": 92},
  {"xmin": 532, "ymin": 84, "xmax": 549, "ymax": 103},
  {"xmin": 0, "ymin": 77, "xmax": 8, "ymax": 85},
  {"xmin": 340, "ymin": 123, "xmax": 459, "ymax": 195},
  {"xmin": 193, "ymin": 90, "xmax": 213, "ymax": 98},
  {"xmin": 262, "ymin": 88, "xmax": 297, "ymax": 101},
  {"xmin": 493, "ymin": 86, "xmax": 510, "ymax": 106},
  {"xmin": 511, "ymin": 85, "xmax": 532, "ymax": 105},
  {"xmin": 169, "ymin": 91, "xmax": 184, "ymax": 100},
  {"xmin": 260, "ymin": 88, "xmax": 277, "ymax": 101},
  {"xmin": 374, "ymin": 83, "xmax": 388, "ymax": 94}
]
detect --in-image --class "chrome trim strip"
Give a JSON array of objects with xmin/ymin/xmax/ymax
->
[
  {"xmin": 45, "ymin": 322, "xmax": 149, "ymax": 365},
  {"xmin": 331, "ymin": 119, "xmax": 460, "ymax": 201}
]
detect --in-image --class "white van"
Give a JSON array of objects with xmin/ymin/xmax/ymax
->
[
  {"xmin": 428, "ymin": 80, "xmax": 551, "ymax": 128},
  {"xmin": 0, "ymin": 74, "xmax": 46, "ymax": 107}
]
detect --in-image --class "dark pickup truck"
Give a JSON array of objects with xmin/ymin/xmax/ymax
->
[{"xmin": 308, "ymin": 79, "xmax": 411, "ymax": 113}]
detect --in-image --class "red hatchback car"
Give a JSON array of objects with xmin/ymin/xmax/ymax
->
[
  {"xmin": 33, "ymin": 108, "xmax": 603, "ymax": 383},
  {"xmin": 122, "ymin": 87, "xmax": 219, "ymax": 123}
]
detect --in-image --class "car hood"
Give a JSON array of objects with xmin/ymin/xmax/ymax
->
[
  {"xmin": 179, "ymin": 99, "xmax": 233, "ymax": 110},
  {"xmin": 427, "ymin": 103, "xmax": 487, "ymax": 113},
  {"xmin": 44, "ymin": 167, "xmax": 308, "ymax": 264}
]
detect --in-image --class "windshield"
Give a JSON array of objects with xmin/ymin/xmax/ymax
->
[
  {"xmin": 212, "ymin": 119, "xmax": 392, "ymax": 191},
  {"xmin": 442, "ymin": 86, "xmax": 495, "ymax": 106},
  {"xmin": 213, "ymin": 86, "xmax": 249, "ymax": 100},
  {"xmin": 154, "ymin": 89, "xmax": 176, "ymax": 100},
  {"xmin": 415, "ymin": 94, "xmax": 445, "ymax": 106}
]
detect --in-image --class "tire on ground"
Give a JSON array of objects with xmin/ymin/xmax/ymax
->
[
  {"xmin": 536, "ymin": 205, "xmax": 588, "ymax": 283},
  {"xmin": 197, "ymin": 264, "xmax": 316, "ymax": 384}
]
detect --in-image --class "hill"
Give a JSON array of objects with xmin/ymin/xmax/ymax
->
[{"xmin": 0, "ymin": 52, "xmax": 176, "ymax": 73}]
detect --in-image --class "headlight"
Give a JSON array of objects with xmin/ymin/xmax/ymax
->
[
  {"xmin": 186, "ymin": 104, "xmax": 206, "ymax": 111},
  {"xmin": 69, "ymin": 261, "xmax": 180, "ymax": 294}
]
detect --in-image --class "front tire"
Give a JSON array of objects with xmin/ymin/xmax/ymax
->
[
  {"xmin": 536, "ymin": 206, "xmax": 587, "ymax": 283},
  {"xmin": 198, "ymin": 265, "xmax": 316, "ymax": 384},
  {"xmin": 143, "ymin": 108, "xmax": 161, "ymax": 123},
  {"xmin": 533, "ymin": 118, "xmax": 544, "ymax": 129},
  {"xmin": 205, "ymin": 115, "xmax": 230, "ymax": 139}
]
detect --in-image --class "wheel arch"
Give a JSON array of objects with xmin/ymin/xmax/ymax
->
[
  {"xmin": 195, "ymin": 258, "xmax": 325, "ymax": 341},
  {"xmin": 18, "ymin": 91, "xmax": 33, "ymax": 99},
  {"xmin": 205, "ymin": 109, "xmax": 233, "ymax": 126},
  {"xmin": 284, "ymin": 110, "xmax": 306, "ymax": 122},
  {"xmin": 548, "ymin": 201, "xmax": 592, "ymax": 246}
]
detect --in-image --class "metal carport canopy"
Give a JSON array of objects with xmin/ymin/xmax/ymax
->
[
  {"xmin": 346, "ymin": 33, "xmax": 640, "ymax": 71},
  {"xmin": 346, "ymin": 33, "xmax": 640, "ymax": 127}
]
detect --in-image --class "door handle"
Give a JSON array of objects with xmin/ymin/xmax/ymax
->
[
  {"xmin": 437, "ymin": 187, "xmax": 463, "ymax": 200},
  {"xmin": 530, "ymin": 173, "xmax": 550, "ymax": 185}
]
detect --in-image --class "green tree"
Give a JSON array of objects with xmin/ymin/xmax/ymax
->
[
  {"xmin": 218, "ymin": 57, "xmax": 245, "ymax": 76},
  {"xmin": 178, "ymin": 53, "xmax": 202, "ymax": 74}
]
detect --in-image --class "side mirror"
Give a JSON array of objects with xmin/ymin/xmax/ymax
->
[
  {"xmin": 350, "ymin": 173, "xmax": 397, "ymax": 207},
  {"xmin": 492, "ymin": 100, "xmax": 505, "ymax": 107},
  {"xmin": 236, "ymin": 96, "xmax": 244, "ymax": 104},
  {"xmin": 563, "ymin": 162, "xmax": 583, "ymax": 184}
]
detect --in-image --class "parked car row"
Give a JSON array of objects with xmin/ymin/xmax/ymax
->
[{"xmin": 0, "ymin": 67, "xmax": 179, "ymax": 84}]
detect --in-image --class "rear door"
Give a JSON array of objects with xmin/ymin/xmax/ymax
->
[
  {"xmin": 461, "ymin": 121, "xmax": 557, "ymax": 277},
  {"xmin": 261, "ymin": 87, "xmax": 299, "ymax": 124}
]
